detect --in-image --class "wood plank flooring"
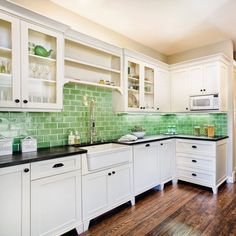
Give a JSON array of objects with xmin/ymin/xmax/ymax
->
[{"xmin": 63, "ymin": 181, "xmax": 236, "ymax": 236}]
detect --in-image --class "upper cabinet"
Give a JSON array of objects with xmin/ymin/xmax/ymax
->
[
  {"xmin": 113, "ymin": 49, "xmax": 170, "ymax": 113},
  {"xmin": 64, "ymin": 30, "xmax": 122, "ymax": 92},
  {"xmin": 0, "ymin": 10, "xmax": 64, "ymax": 112},
  {"xmin": 171, "ymin": 55, "xmax": 229, "ymax": 112},
  {"xmin": 0, "ymin": 12, "xmax": 20, "ymax": 109}
]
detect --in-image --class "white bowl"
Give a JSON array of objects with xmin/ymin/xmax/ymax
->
[{"xmin": 132, "ymin": 131, "xmax": 145, "ymax": 139}]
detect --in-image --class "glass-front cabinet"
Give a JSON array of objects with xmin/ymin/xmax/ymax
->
[
  {"xmin": 125, "ymin": 56, "xmax": 156, "ymax": 112},
  {"xmin": 0, "ymin": 11, "xmax": 63, "ymax": 111},
  {"xmin": 21, "ymin": 22, "xmax": 63, "ymax": 110},
  {"xmin": 0, "ymin": 12, "xmax": 21, "ymax": 108}
]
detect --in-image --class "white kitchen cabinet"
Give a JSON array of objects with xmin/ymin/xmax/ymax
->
[
  {"xmin": 158, "ymin": 140, "xmax": 176, "ymax": 189},
  {"xmin": 171, "ymin": 68, "xmax": 190, "ymax": 112},
  {"xmin": 156, "ymin": 67, "xmax": 171, "ymax": 112},
  {"xmin": 133, "ymin": 142, "xmax": 159, "ymax": 195},
  {"xmin": 176, "ymin": 139, "xmax": 227, "ymax": 194},
  {"xmin": 31, "ymin": 156, "xmax": 82, "ymax": 236},
  {"xmin": 171, "ymin": 55, "xmax": 229, "ymax": 112},
  {"xmin": 82, "ymin": 163, "xmax": 134, "ymax": 231},
  {"xmin": 0, "ymin": 12, "xmax": 21, "ymax": 108},
  {"xmin": 0, "ymin": 164, "xmax": 30, "ymax": 236},
  {"xmin": 0, "ymin": 11, "xmax": 64, "ymax": 111}
]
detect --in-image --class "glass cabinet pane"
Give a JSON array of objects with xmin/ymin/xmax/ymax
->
[
  {"xmin": 127, "ymin": 61, "xmax": 140, "ymax": 109},
  {"xmin": 144, "ymin": 66, "xmax": 154, "ymax": 109},
  {"xmin": 27, "ymin": 29, "xmax": 57, "ymax": 104},
  {"xmin": 0, "ymin": 19, "xmax": 13, "ymax": 102}
]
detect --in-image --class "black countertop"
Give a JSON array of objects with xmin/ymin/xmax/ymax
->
[
  {"xmin": 0, "ymin": 146, "xmax": 87, "ymax": 168},
  {"xmin": 0, "ymin": 134, "xmax": 228, "ymax": 168},
  {"xmin": 116, "ymin": 134, "xmax": 229, "ymax": 145}
]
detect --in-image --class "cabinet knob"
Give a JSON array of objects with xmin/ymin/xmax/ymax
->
[
  {"xmin": 192, "ymin": 145, "xmax": 197, "ymax": 149},
  {"xmin": 108, "ymin": 173, "xmax": 112, "ymax": 176},
  {"xmin": 192, "ymin": 173, "xmax": 197, "ymax": 177},
  {"xmin": 15, "ymin": 99, "xmax": 20, "ymax": 103},
  {"xmin": 160, "ymin": 143, "xmax": 163, "ymax": 146},
  {"xmin": 192, "ymin": 160, "xmax": 197, "ymax": 163},
  {"xmin": 186, "ymin": 107, "xmax": 189, "ymax": 110},
  {"xmin": 112, "ymin": 171, "xmax": 115, "ymax": 174},
  {"xmin": 203, "ymin": 89, "xmax": 206, "ymax": 92},
  {"xmin": 145, "ymin": 143, "xmax": 150, "ymax": 147},
  {"xmin": 23, "ymin": 100, "xmax": 28, "ymax": 104},
  {"xmin": 200, "ymin": 89, "xmax": 203, "ymax": 92},
  {"xmin": 24, "ymin": 168, "xmax": 30, "ymax": 173},
  {"xmin": 157, "ymin": 108, "xmax": 160, "ymax": 110}
]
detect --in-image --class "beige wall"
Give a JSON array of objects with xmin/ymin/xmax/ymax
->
[
  {"xmin": 167, "ymin": 40, "xmax": 234, "ymax": 64},
  {"xmin": 9, "ymin": 0, "xmax": 167, "ymax": 62}
]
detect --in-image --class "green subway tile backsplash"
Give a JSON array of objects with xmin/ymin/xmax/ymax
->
[{"xmin": 0, "ymin": 83, "xmax": 227, "ymax": 151}]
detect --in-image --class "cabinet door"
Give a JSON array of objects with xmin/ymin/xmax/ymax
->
[
  {"xmin": 189, "ymin": 65, "xmax": 204, "ymax": 95},
  {"xmin": 203, "ymin": 62, "xmax": 219, "ymax": 94},
  {"xmin": 171, "ymin": 69, "xmax": 190, "ymax": 112},
  {"xmin": 158, "ymin": 140, "xmax": 175, "ymax": 183},
  {"xmin": 143, "ymin": 64, "xmax": 156, "ymax": 111},
  {"xmin": 126, "ymin": 57, "xmax": 142, "ymax": 111},
  {"xmin": 82, "ymin": 170, "xmax": 108, "ymax": 219},
  {"xmin": 20, "ymin": 21, "xmax": 63, "ymax": 110},
  {"xmin": 0, "ymin": 12, "xmax": 21, "ymax": 108},
  {"xmin": 0, "ymin": 164, "xmax": 30, "ymax": 236},
  {"xmin": 108, "ymin": 164, "xmax": 133, "ymax": 205},
  {"xmin": 31, "ymin": 170, "xmax": 81, "ymax": 236},
  {"xmin": 156, "ymin": 67, "xmax": 170, "ymax": 112},
  {"xmin": 133, "ymin": 142, "xmax": 159, "ymax": 195}
]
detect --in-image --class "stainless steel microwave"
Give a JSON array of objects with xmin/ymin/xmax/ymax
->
[{"xmin": 190, "ymin": 94, "xmax": 219, "ymax": 111}]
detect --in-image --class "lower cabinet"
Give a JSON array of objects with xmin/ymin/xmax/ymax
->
[
  {"xmin": 30, "ymin": 155, "xmax": 82, "ymax": 236},
  {"xmin": 158, "ymin": 140, "xmax": 176, "ymax": 189},
  {"xmin": 133, "ymin": 140, "xmax": 176, "ymax": 195},
  {"xmin": 82, "ymin": 163, "xmax": 134, "ymax": 231},
  {"xmin": 0, "ymin": 164, "xmax": 30, "ymax": 236},
  {"xmin": 133, "ymin": 142, "xmax": 159, "ymax": 195},
  {"xmin": 176, "ymin": 139, "xmax": 227, "ymax": 194}
]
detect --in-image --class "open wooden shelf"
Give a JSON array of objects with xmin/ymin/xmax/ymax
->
[{"xmin": 65, "ymin": 77, "xmax": 122, "ymax": 92}]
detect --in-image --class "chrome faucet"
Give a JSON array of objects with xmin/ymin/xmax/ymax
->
[{"xmin": 89, "ymin": 99, "xmax": 96, "ymax": 144}]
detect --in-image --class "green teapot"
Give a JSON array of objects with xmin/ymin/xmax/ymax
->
[{"xmin": 34, "ymin": 45, "xmax": 53, "ymax": 58}]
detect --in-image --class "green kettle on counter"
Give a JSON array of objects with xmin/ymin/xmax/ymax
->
[{"xmin": 34, "ymin": 45, "xmax": 53, "ymax": 58}]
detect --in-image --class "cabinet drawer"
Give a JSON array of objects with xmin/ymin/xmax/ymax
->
[
  {"xmin": 176, "ymin": 139, "xmax": 215, "ymax": 156},
  {"xmin": 176, "ymin": 155, "xmax": 215, "ymax": 172},
  {"xmin": 31, "ymin": 155, "xmax": 81, "ymax": 180},
  {"xmin": 177, "ymin": 168, "xmax": 214, "ymax": 185}
]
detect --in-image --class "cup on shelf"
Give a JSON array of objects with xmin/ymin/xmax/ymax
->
[{"xmin": 28, "ymin": 42, "xmax": 35, "ymax": 55}]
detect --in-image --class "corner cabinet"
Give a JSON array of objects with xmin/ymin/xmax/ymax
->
[
  {"xmin": 171, "ymin": 54, "xmax": 229, "ymax": 112},
  {"xmin": 0, "ymin": 164, "xmax": 30, "ymax": 236},
  {"xmin": 0, "ymin": 11, "xmax": 64, "ymax": 111}
]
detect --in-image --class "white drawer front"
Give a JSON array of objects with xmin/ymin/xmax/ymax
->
[
  {"xmin": 176, "ymin": 140, "xmax": 215, "ymax": 156},
  {"xmin": 177, "ymin": 168, "xmax": 214, "ymax": 185},
  {"xmin": 31, "ymin": 155, "xmax": 81, "ymax": 180},
  {"xmin": 176, "ymin": 155, "xmax": 215, "ymax": 172}
]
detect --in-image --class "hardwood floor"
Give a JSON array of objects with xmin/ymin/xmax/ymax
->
[{"xmin": 64, "ymin": 181, "xmax": 236, "ymax": 236}]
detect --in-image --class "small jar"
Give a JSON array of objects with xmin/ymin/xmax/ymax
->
[
  {"xmin": 194, "ymin": 126, "xmax": 200, "ymax": 136},
  {"xmin": 208, "ymin": 126, "xmax": 215, "ymax": 137},
  {"xmin": 203, "ymin": 124, "xmax": 208, "ymax": 136}
]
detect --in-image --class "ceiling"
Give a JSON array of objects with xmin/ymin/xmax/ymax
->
[{"xmin": 49, "ymin": 0, "xmax": 236, "ymax": 55}]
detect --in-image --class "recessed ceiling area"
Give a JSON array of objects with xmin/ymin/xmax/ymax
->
[{"xmin": 50, "ymin": 0, "xmax": 236, "ymax": 55}]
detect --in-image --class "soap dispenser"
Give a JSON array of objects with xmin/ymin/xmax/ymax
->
[{"xmin": 68, "ymin": 131, "xmax": 75, "ymax": 145}]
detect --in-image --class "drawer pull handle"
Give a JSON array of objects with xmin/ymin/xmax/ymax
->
[
  {"xmin": 192, "ymin": 145, "xmax": 197, "ymax": 149},
  {"xmin": 24, "ymin": 168, "xmax": 30, "ymax": 173},
  {"xmin": 145, "ymin": 144, "xmax": 150, "ymax": 147},
  {"xmin": 52, "ymin": 163, "xmax": 64, "ymax": 168},
  {"xmin": 108, "ymin": 173, "xmax": 112, "ymax": 176},
  {"xmin": 192, "ymin": 160, "xmax": 197, "ymax": 163},
  {"xmin": 112, "ymin": 171, "xmax": 115, "ymax": 174},
  {"xmin": 192, "ymin": 173, "xmax": 197, "ymax": 177},
  {"xmin": 160, "ymin": 143, "xmax": 163, "ymax": 146}
]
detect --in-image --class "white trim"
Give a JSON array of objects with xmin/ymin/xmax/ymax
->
[
  {"xmin": 1, "ymin": 1, "xmax": 69, "ymax": 33},
  {"xmin": 227, "ymin": 170, "xmax": 236, "ymax": 183}
]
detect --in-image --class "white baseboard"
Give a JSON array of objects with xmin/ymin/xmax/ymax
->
[{"xmin": 227, "ymin": 170, "xmax": 236, "ymax": 183}]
